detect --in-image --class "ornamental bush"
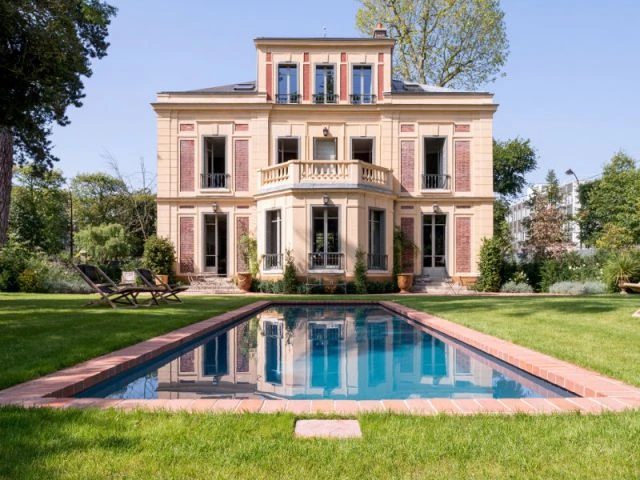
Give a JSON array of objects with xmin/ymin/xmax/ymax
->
[
  {"xmin": 142, "ymin": 236, "xmax": 176, "ymax": 279},
  {"xmin": 353, "ymin": 249, "xmax": 368, "ymax": 294},
  {"xmin": 476, "ymin": 237, "xmax": 504, "ymax": 292}
]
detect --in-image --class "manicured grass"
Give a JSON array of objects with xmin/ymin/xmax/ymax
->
[
  {"xmin": 0, "ymin": 408, "xmax": 639, "ymax": 479},
  {"xmin": 1, "ymin": 293, "xmax": 640, "ymax": 479},
  {"xmin": 394, "ymin": 295, "xmax": 640, "ymax": 387},
  {"xmin": 0, "ymin": 293, "xmax": 256, "ymax": 390}
]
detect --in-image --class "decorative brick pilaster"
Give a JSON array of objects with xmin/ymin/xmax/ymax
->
[
  {"xmin": 303, "ymin": 63, "xmax": 310, "ymax": 101},
  {"xmin": 179, "ymin": 217, "xmax": 195, "ymax": 273},
  {"xmin": 179, "ymin": 139, "xmax": 194, "ymax": 192},
  {"xmin": 455, "ymin": 217, "xmax": 471, "ymax": 273},
  {"xmin": 400, "ymin": 217, "xmax": 415, "ymax": 273},
  {"xmin": 455, "ymin": 141, "xmax": 471, "ymax": 192},
  {"xmin": 234, "ymin": 139, "xmax": 249, "ymax": 192},
  {"xmin": 400, "ymin": 140, "xmax": 415, "ymax": 192},
  {"xmin": 377, "ymin": 53, "xmax": 384, "ymax": 101},
  {"xmin": 236, "ymin": 216, "xmax": 249, "ymax": 272},
  {"xmin": 266, "ymin": 62, "xmax": 273, "ymax": 101}
]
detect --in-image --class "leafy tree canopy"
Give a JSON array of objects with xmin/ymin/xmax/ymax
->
[
  {"xmin": 9, "ymin": 167, "xmax": 69, "ymax": 254},
  {"xmin": 579, "ymin": 151, "xmax": 640, "ymax": 247},
  {"xmin": 356, "ymin": 0, "xmax": 509, "ymax": 89},
  {"xmin": 0, "ymin": 0, "xmax": 116, "ymax": 244},
  {"xmin": 493, "ymin": 137, "xmax": 537, "ymax": 198}
]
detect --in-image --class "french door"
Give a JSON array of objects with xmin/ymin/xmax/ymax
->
[
  {"xmin": 203, "ymin": 214, "xmax": 228, "ymax": 275},
  {"xmin": 422, "ymin": 214, "xmax": 447, "ymax": 278}
]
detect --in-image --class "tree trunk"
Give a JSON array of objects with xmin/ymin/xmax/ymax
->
[{"xmin": 0, "ymin": 126, "xmax": 13, "ymax": 246}]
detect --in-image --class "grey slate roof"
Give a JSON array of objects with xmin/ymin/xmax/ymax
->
[{"xmin": 160, "ymin": 79, "xmax": 486, "ymax": 95}]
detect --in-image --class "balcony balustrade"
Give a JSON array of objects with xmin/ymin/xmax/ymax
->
[
  {"xmin": 308, "ymin": 252, "xmax": 344, "ymax": 270},
  {"xmin": 201, "ymin": 173, "xmax": 228, "ymax": 189},
  {"xmin": 262, "ymin": 253, "xmax": 283, "ymax": 271},
  {"xmin": 258, "ymin": 160, "xmax": 392, "ymax": 192},
  {"xmin": 350, "ymin": 94, "xmax": 376, "ymax": 104},
  {"xmin": 312, "ymin": 93, "xmax": 338, "ymax": 104},
  {"xmin": 275, "ymin": 93, "xmax": 301, "ymax": 104},
  {"xmin": 422, "ymin": 174, "xmax": 450, "ymax": 190}
]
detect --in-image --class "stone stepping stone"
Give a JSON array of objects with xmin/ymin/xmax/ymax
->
[{"xmin": 294, "ymin": 419, "xmax": 362, "ymax": 439}]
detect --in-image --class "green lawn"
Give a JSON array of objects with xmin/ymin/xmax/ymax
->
[{"xmin": 1, "ymin": 292, "xmax": 639, "ymax": 479}]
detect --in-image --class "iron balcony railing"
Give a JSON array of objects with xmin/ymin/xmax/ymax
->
[
  {"xmin": 308, "ymin": 252, "xmax": 344, "ymax": 270},
  {"xmin": 201, "ymin": 173, "xmax": 228, "ymax": 189},
  {"xmin": 422, "ymin": 174, "xmax": 450, "ymax": 190},
  {"xmin": 312, "ymin": 93, "xmax": 338, "ymax": 104},
  {"xmin": 262, "ymin": 253, "xmax": 283, "ymax": 271},
  {"xmin": 350, "ymin": 94, "xmax": 376, "ymax": 104},
  {"xmin": 367, "ymin": 254, "xmax": 388, "ymax": 271},
  {"xmin": 275, "ymin": 93, "xmax": 301, "ymax": 104}
]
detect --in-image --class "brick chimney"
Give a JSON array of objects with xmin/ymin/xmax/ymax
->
[{"xmin": 373, "ymin": 23, "xmax": 388, "ymax": 39}]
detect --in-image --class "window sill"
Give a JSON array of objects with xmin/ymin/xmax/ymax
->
[{"xmin": 308, "ymin": 269, "xmax": 345, "ymax": 274}]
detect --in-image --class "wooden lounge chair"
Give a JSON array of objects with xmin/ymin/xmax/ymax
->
[
  {"xmin": 620, "ymin": 282, "xmax": 640, "ymax": 294},
  {"xmin": 135, "ymin": 268, "xmax": 188, "ymax": 303},
  {"xmin": 74, "ymin": 264, "xmax": 158, "ymax": 308}
]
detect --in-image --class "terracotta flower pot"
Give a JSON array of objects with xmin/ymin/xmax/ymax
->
[
  {"xmin": 397, "ymin": 273, "xmax": 413, "ymax": 293},
  {"xmin": 236, "ymin": 272, "xmax": 253, "ymax": 291}
]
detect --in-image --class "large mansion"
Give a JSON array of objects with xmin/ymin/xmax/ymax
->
[{"xmin": 152, "ymin": 26, "xmax": 497, "ymax": 285}]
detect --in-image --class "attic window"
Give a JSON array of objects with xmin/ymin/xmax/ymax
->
[{"xmin": 233, "ymin": 83, "xmax": 254, "ymax": 91}]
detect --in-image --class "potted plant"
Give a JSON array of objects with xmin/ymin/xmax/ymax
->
[
  {"xmin": 237, "ymin": 233, "xmax": 258, "ymax": 291},
  {"xmin": 393, "ymin": 226, "xmax": 417, "ymax": 293}
]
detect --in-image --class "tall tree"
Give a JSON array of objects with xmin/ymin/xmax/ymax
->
[
  {"xmin": 523, "ymin": 170, "xmax": 570, "ymax": 260},
  {"xmin": 578, "ymin": 151, "xmax": 640, "ymax": 247},
  {"xmin": 493, "ymin": 137, "xmax": 538, "ymax": 198},
  {"xmin": 9, "ymin": 167, "xmax": 69, "ymax": 254},
  {"xmin": 356, "ymin": 0, "xmax": 509, "ymax": 89},
  {"xmin": 0, "ymin": 0, "xmax": 116, "ymax": 245}
]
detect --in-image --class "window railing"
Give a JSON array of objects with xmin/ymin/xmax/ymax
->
[
  {"xmin": 422, "ymin": 174, "xmax": 450, "ymax": 190},
  {"xmin": 262, "ymin": 253, "xmax": 283, "ymax": 271},
  {"xmin": 201, "ymin": 173, "xmax": 228, "ymax": 189},
  {"xmin": 312, "ymin": 93, "xmax": 338, "ymax": 104},
  {"xmin": 367, "ymin": 254, "xmax": 387, "ymax": 270},
  {"xmin": 350, "ymin": 94, "xmax": 376, "ymax": 104},
  {"xmin": 275, "ymin": 93, "xmax": 301, "ymax": 104},
  {"xmin": 308, "ymin": 252, "xmax": 344, "ymax": 270}
]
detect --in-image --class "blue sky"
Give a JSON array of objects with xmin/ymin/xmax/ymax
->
[{"xmin": 50, "ymin": 0, "xmax": 640, "ymax": 187}]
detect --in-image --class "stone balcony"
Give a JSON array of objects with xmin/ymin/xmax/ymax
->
[{"xmin": 257, "ymin": 160, "xmax": 393, "ymax": 194}]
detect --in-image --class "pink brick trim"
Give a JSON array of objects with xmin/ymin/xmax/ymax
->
[
  {"xmin": 455, "ymin": 124, "xmax": 470, "ymax": 133},
  {"xmin": 455, "ymin": 140, "xmax": 471, "ymax": 192},
  {"xmin": 340, "ymin": 63, "xmax": 347, "ymax": 102},
  {"xmin": 303, "ymin": 52, "xmax": 309, "ymax": 62},
  {"xmin": 234, "ymin": 139, "xmax": 249, "ymax": 192},
  {"xmin": 400, "ymin": 217, "xmax": 414, "ymax": 272},
  {"xmin": 179, "ymin": 139, "xmax": 194, "ymax": 192},
  {"xmin": 377, "ymin": 63, "xmax": 384, "ymax": 100},
  {"xmin": 179, "ymin": 123, "xmax": 194, "ymax": 132},
  {"xmin": 234, "ymin": 123, "xmax": 248, "ymax": 132},
  {"xmin": 179, "ymin": 217, "xmax": 194, "ymax": 273},
  {"xmin": 266, "ymin": 62, "xmax": 272, "ymax": 101},
  {"xmin": 340, "ymin": 52, "xmax": 346, "ymax": 62},
  {"xmin": 266, "ymin": 52, "xmax": 271, "ymax": 62},
  {"xmin": 179, "ymin": 351, "xmax": 194, "ymax": 373},
  {"xmin": 236, "ymin": 217, "xmax": 249, "ymax": 272},
  {"xmin": 378, "ymin": 52, "xmax": 384, "ymax": 62},
  {"xmin": 303, "ymin": 63, "xmax": 310, "ymax": 101},
  {"xmin": 400, "ymin": 124, "xmax": 415, "ymax": 133},
  {"xmin": 455, "ymin": 217, "xmax": 471, "ymax": 273},
  {"xmin": 400, "ymin": 140, "xmax": 415, "ymax": 192}
]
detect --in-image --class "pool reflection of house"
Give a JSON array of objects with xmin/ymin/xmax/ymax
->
[{"xmin": 156, "ymin": 308, "xmax": 494, "ymax": 400}]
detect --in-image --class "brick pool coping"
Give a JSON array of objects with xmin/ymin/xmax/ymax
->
[{"xmin": 1, "ymin": 300, "xmax": 639, "ymax": 416}]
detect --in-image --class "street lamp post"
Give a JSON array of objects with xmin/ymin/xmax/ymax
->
[{"xmin": 564, "ymin": 169, "xmax": 581, "ymax": 249}]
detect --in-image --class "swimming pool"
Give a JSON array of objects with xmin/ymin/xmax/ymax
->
[{"xmin": 77, "ymin": 304, "xmax": 573, "ymax": 400}]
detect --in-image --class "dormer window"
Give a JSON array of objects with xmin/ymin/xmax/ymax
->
[
  {"xmin": 277, "ymin": 64, "xmax": 299, "ymax": 104},
  {"xmin": 351, "ymin": 65, "xmax": 375, "ymax": 104},
  {"xmin": 313, "ymin": 65, "xmax": 337, "ymax": 104}
]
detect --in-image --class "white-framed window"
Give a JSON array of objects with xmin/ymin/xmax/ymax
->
[
  {"xmin": 277, "ymin": 63, "xmax": 299, "ymax": 104},
  {"xmin": 314, "ymin": 64, "xmax": 337, "ymax": 103},
  {"xmin": 423, "ymin": 137, "xmax": 448, "ymax": 189},
  {"xmin": 276, "ymin": 137, "xmax": 299, "ymax": 164},
  {"xmin": 314, "ymin": 138, "xmax": 337, "ymax": 160},
  {"xmin": 202, "ymin": 136, "xmax": 227, "ymax": 188},
  {"xmin": 368, "ymin": 209, "xmax": 386, "ymax": 270},
  {"xmin": 351, "ymin": 137, "xmax": 374, "ymax": 163},
  {"xmin": 264, "ymin": 209, "xmax": 282, "ymax": 270},
  {"xmin": 351, "ymin": 65, "xmax": 374, "ymax": 104}
]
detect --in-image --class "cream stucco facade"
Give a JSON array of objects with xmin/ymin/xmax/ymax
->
[{"xmin": 152, "ymin": 31, "xmax": 496, "ymax": 285}]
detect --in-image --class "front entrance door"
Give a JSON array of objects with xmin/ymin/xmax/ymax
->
[
  {"xmin": 422, "ymin": 214, "xmax": 446, "ymax": 279},
  {"xmin": 204, "ymin": 214, "xmax": 228, "ymax": 275}
]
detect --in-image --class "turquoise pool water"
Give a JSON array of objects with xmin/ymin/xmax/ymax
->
[{"xmin": 78, "ymin": 305, "xmax": 573, "ymax": 400}]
